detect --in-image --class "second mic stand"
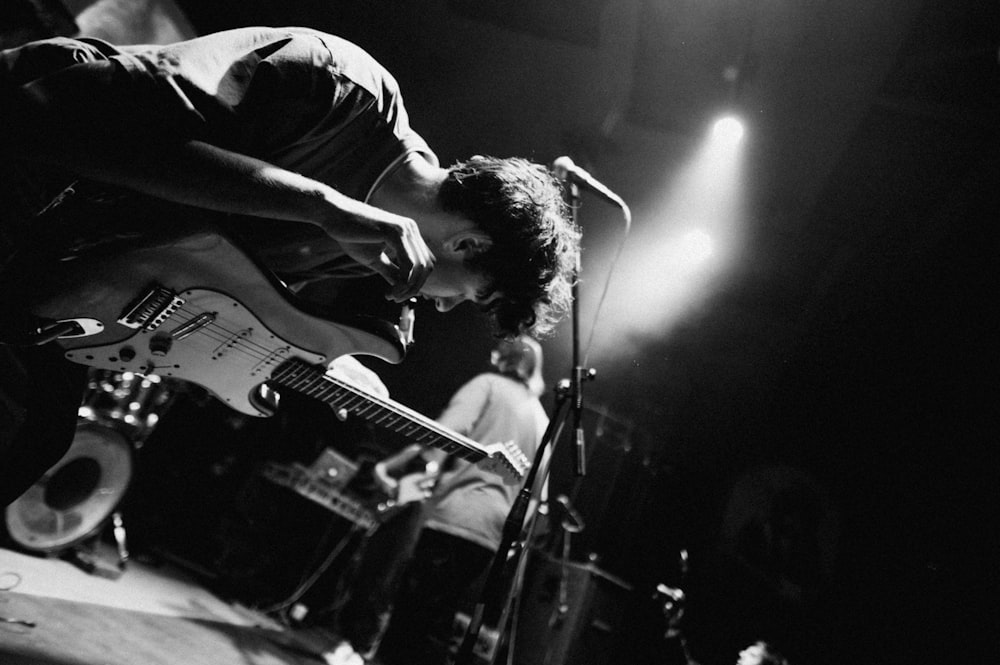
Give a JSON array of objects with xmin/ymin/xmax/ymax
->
[{"xmin": 453, "ymin": 382, "xmax": 572, "ymax": 665}]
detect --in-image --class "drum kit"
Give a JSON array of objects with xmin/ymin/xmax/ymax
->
[{"xmin": 3, "ymin": 368, "xmax": 179, "ymax": 565}]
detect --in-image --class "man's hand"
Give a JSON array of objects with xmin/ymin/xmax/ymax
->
[
  {"xmin": 318, "ymin": 202, "xmax": 435, "ymax": 303},
  {"xmin": 394, "ymin": 470, "xmax": 439, "ymax": 505},
  {"xmin": 373, "ymin": 459, "xmax": 438, "ymax": 505}
]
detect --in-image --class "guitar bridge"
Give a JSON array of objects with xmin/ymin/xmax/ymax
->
[{"xmin": 118, "ymin": 284, "xmax": 184, "ymax": 331}]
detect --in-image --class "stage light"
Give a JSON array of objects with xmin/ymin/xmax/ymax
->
[
  {"xmin": 712, "ymin": 115, "xmax": 745, "ymax": 145},
  {"xmin": 583, "ymin": 114, "xmax": 749, "ymax": 362}
]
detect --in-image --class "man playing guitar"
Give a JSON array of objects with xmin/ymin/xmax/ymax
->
[{"xmin": 0, "ymin": 28, "xmax": 579, "ymax": 505}]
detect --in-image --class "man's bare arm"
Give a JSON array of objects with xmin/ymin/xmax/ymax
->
[{"xmin": 6, "ymin": 62, "xmax": 433, "ymax": 300}]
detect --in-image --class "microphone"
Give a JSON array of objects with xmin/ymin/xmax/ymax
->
[{"xmin": 552, "ymin": 156, "xmax": 628, "ymax": 211}]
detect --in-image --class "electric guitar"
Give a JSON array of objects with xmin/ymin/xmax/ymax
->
[{"xmin": 3, "ymin": 226, "xmax": 529, "ymax": 478}]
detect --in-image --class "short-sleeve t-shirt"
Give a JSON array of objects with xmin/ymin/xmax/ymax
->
[
  {"xmin": 424, "ymin": 373, "xmax": 549, "ymax": 551},
  {"xmin": 1, "ymin": 27, "xmax": 437, "ymax": 287}
]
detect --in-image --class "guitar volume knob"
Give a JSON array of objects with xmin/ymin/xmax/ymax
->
[{"xmin": 148, "ymin": 334, "xmax": 173, "ymax": 357}]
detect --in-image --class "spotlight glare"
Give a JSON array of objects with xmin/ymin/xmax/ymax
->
[
  {"xmin": 681, "ymin": 229, "xmax": 715, "ymax": 264},
  {"xmin": 712, "ymin": 116, "xmax": 745, "ymax": 144}
]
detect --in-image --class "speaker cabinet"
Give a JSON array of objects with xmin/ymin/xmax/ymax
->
[{"xmin": 513, "ymin": 553, "xmax": 631, "ymax": 665}]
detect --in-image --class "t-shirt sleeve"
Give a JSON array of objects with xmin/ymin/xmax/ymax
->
[
  {"xmin": 115, "ymin": 28, "xmax": 434, "ymax": 191},
  {"xmin": 114, "ymin": 30, "xmax": 352, "ymax": 155}
]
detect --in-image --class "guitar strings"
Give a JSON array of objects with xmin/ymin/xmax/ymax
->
[
  {"xmin": 160, "ymin": 305, "xmax": 474, "ymax": 442},
  {"xmin": 164, "ymin": 304, "xmax": 292, "ymax": 363},
  {"xmin": 277, "ymin": 360, "xmax": 503, "ymax": 464},
  {"xmin": 143, "ymin": 304, "xmax": 514, "ymax": 468}
]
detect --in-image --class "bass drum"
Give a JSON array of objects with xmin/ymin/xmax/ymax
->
[{"xmin": 4, "ymin": 420, "xmax": 133, "ymax": 554}]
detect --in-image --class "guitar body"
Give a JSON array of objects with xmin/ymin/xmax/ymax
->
[{"xmin": 5, "ymin": 227, "xmax": 405, "ymax": 416}]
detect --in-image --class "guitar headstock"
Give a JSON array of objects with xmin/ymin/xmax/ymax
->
[{"xmin": 479, "ymin": 440, "xmax": 530, "ymax": 481}]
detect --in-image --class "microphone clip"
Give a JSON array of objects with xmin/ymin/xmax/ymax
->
[{"xmin": 556, "ymin": 494, "xmax": 586, "ymax": 533}]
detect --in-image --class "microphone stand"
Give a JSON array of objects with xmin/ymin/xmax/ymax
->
[
  {"xmin": 454, "ymin": 162, "xmax": 619, "ymax": 665},
  {"xmin": 453, "ymin": 386, "xmax": 570, "ymax": 665},
  {"xmin": 566, "ymin": 179, "xmax": 596, "ymax": 477}
]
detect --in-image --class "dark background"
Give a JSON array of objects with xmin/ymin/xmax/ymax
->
[{"xmin": 10, "ymin": 2, "xmax": 997, "ymax": 664}]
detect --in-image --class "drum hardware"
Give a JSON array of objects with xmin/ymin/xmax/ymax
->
[
  {"xmin": 4, "ymin": 420, "xmax": 133, "ymax": 569},
  {"xmin": 3, "ymin": 368, "xmax": 178, "ymax": 573},
  {"xmin": 57, "ymin": 507, "xmax": 130, "ymax": 580},
  {"xmin": 655, "ymin": 550, "xmax": 696, "ymax": 665},
  {"xmin": 78, "ymin": 369, "xmax": 177, "ymax": 445}
]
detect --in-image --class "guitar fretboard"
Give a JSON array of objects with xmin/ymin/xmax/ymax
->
[{"xmin": 271, "ymin": 358, "xmax": 486, "ymax": 463}]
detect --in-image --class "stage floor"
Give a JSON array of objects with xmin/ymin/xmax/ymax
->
[{"xmin": 0, "ymin": 544, "xmax": 337, "ymax": 665}]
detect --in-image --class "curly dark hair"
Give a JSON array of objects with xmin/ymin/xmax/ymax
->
[{"xmin": 437, "ymin": 156, "xmax": 580, "ymax": 338}]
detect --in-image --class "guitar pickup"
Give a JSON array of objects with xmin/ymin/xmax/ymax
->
[
  {"xmin": 118, "ymin": 284, "xmax": 184, "ymax": 331},
  {"xmin": 251, "ymin": 346, "xmax": 292, "ymax": 376},
  {"xmin": 169, "ymin": 312, "xmax": 216, "ymax": 340}
]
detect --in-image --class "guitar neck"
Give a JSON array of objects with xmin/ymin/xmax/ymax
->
[{"xmin": 271, "ymin": 358, "xmax": 486, "ymax": 462}]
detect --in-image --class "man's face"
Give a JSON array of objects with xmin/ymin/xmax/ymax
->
[{"xmin": 417, "ymin": 254, "xmax": 500, "ymax": 313}]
